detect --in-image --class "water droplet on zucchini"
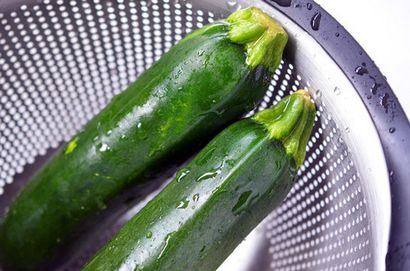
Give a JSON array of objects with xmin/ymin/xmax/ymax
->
[
  {"xmin": 196, "ymin": 171, "xmax": 218, "ymax": 182},
  {"xmin": 176, "ymin": 168, "xmax": 190, "ymax": 183},
  {"xmin": 176, "ymin": 199, "xmax": 189, "ymax": 209},
  {"xmin": 98, "ymin": 143, "xmax": 110, "ymax": 152},
  {"xmin": 157, "ymin": 233, "xmax": 173, "ymax": 260}
]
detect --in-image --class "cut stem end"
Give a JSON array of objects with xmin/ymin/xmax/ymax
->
[
  {"xmin": 227, "ymin": 7, "xmax": 288, "ymax": 72},
  {"xmin": 252, "ymin": 90, "xmax": 316, "ymax": 167}
]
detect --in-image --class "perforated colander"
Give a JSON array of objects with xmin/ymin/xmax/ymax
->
[{"xmin": 0, "ymin": 0, "xmax": 409, "ymax": 270}]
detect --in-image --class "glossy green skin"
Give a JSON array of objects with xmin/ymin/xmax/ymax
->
[
  {"xmin": 0, "ymin": 23, "xmax": 271, "ymax": 270},
  {"xmin": 83, "ymin": 119, "xmax": 296, "ymax": 271}
]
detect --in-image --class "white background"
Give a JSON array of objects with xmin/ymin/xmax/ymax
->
[{"xmin": 316, "ymin": 0, "xmax": 410, "ymax": 118}]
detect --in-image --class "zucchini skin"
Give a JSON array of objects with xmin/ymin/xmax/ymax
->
[
  {"xmin": 0, "ymin": 23, "xmax": 271, "ymax": 270},
  {"xmin": 83, "ymin": 119, "xmax": 296, "ymax": 271}
]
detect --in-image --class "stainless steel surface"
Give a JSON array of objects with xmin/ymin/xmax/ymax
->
[
  {"xmin": 0, "ymin": 0, "xmax": 390, "ymax": 270},
  {"xmin": 315, "ymin": 0, "xmax": 410, "ymax": 119}
]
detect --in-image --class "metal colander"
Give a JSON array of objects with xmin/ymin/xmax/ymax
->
[{"xmin": 1, "ymin": 0, "xmax": 409, "ymax": 270}]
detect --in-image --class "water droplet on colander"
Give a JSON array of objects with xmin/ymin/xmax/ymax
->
[
  {"xmin": 333, "ymin": 87, "xmax": 341, "ymax": 95},
  {"xmin": 307, "ymin": 3, "xmax": 313, "ymax": 10},
  {"xmin": 389, "ymin": 127, "xmax": 396, "ymax": 133},
  {"xmin": 335, "ymin": 32, "xmax": 340, "ymax": 37},
  {"xmin": 379, "ymin": 93, "xmax": 389, "ymax": 112},
  {"xmin": 354, "ymin": 66, "xmax": 368, "ymax": 76},
  {"xmin": 343, "ymin": 148, "xmax": 349, "ymax": 156},
  {"xmin": 107, "ymin": 129, "xmax": 112, "ymax": 135},
  {"xmin": 345, "ymin": 127, "xmax": 350, "ymax": 133},
  {"xmin": 310, "ymin": 12, "xmax": 321, "ymax": 31},
  {"xmin": 137, "ymin": 122, "xmax": 142, "ymax": 128},
  {"xmin": 226, "ymin": 0, "xmax": 240, "ymax": 10},
  {"xmin": 314, "ymin": 89, "xmax": 322, "ymax": 99},
  {"xmin": 193, "ymin": 193, "xmax": 200, "ymax": 202},
  {"xmin": 272, "ymin": 0, "xmax": 292, "ymax": 7},
  {"xmin": 370, "ymin": 79, "xmax": 380, "ymax": 95}
]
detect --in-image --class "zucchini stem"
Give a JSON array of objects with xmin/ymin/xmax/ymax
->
[
  {"xmin": 227, "ymin": 7, "xmax": 288, "ymax": 72},
  {"xmin": 252, "ymin": 90, "xmax": 316, "ymax": 167}
]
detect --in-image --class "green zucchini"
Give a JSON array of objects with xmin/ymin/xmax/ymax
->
[
  {"xmin": 0, "ymin": 7, "xmax": 288, "ymax": 270},
  {"xmin": 83, "ymin": 91, "xmax": 316, "ymax": 271}
]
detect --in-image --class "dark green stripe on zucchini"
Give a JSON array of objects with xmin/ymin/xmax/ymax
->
[
  {"xmin": 82, "ymin": 91, "xmax": 316, "ymax": 271},
  {"xmin": 0, "ymin": 7, "xmax": 287, "ymax": 270}
]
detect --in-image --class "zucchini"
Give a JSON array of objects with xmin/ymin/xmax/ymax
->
[
  {"xmin": 0, "ymin": 7, "xmax": 288, "ymax": 270},
  {"xmin": 83, "ymin": 91, "xmax": 316, "ymax": 271}
]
